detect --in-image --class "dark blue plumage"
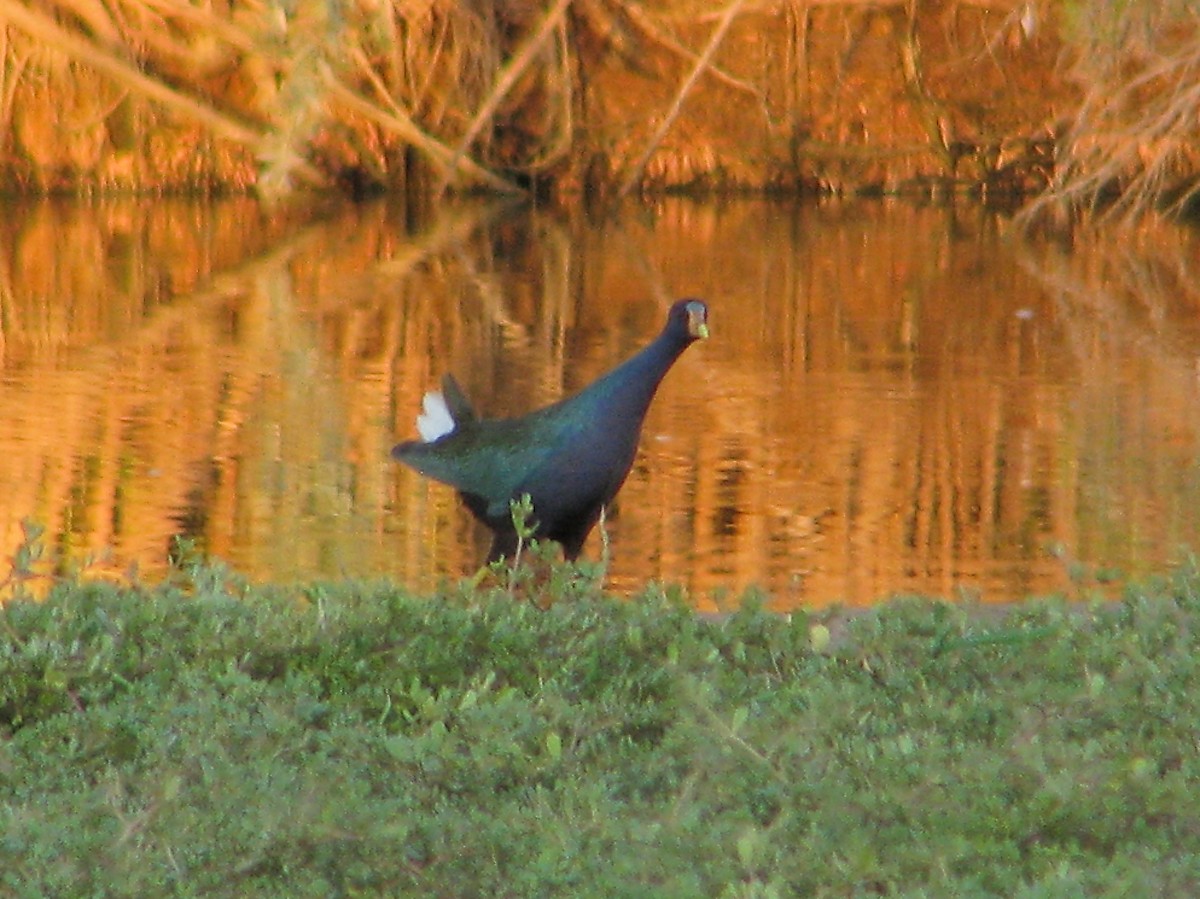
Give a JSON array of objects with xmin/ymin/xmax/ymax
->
[{"xmin": 392, "ymin": 298, "xmax": 709, "ymax": 562}]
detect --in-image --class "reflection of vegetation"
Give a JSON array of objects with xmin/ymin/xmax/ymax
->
[
  {"xmin": 7, "ymin": 555, "xmax": 1200, "ymax": 892},
  {"xmin": 1020, "ymin": 220, "xmax": 1200, "ymax": 569},
  {"xmin": 10, "ymin": 198, "xmax": 1195, "ymax": 605},
  {"xmin": 0, "ymin": 197, "xmax": 528, "ymax": 584}
]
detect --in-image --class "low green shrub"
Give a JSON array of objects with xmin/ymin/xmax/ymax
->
[{"xmin": 4, "ymin": 554, "xmax": 1200, "ymax": 896}]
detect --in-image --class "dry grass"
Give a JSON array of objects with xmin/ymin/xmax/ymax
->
[
  {"xmin": 0, "ymin": 0, "xmax": 552, "ymax": 196},
  {"xmin": 1021, "ymin": 0, "xmax": 1200, "ymax": 225},
  {"xmin": 0, "ymin": 0, "xmax": 1072, "ymax": 199}
]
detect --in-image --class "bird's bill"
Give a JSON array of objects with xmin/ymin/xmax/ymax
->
[{"xmin": 686, "ymin": 302, "xmax": 710, "ymax": 340}]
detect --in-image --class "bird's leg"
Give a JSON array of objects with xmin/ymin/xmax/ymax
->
[
  {"xmin": 486, "ymin": 531, "xmax": 520, "ymax": 566},
  {"xmin": 598, "ymin": 504, "xmax": 610, "ymax": 570}
]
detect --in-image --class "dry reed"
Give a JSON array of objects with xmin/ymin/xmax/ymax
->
[
  {"xmin": 0, "ymin": 0, "xmax": 1127, "ymax": 202},
  {"xmin": 1021, "ymin": 0, "xmax": 1200, "ymax": 225}
]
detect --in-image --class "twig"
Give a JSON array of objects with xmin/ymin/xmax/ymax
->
[
  {"xmin": 328, "ymin": 58, "xmax": 525, "ymax": 195},
  {"xmin": 1019, "ymin": 24, "xmax": 1200, "ymax": 225},
  {"xmin": 140, "ymin": 0, "xmax": 259, "ymax": 54},
  {"xmin": 621, "ymin": 0, "xmax": 763, "ymax": 98},
  {"xmin": 598, "ymin": 505, "xmax": 610, "ymax": 572},
  {"xmin": 445, "ymin": 0, "xmax": 574, "ymax": 182},
  {"xmin": 0, "ymin": 0, "xmax": 324, "ymax": 186},
  {"xmin": 617, "ymin": 0, "xmax": 748, "ymax": 198},
  {"xmin": 521, "ymin": 19, "xmax": 575, "ymax": 171}
]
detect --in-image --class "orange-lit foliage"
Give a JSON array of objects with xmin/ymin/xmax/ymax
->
[{"xmin": 0, "ymin": 0, "xmax": 1067, "ymax": 197}]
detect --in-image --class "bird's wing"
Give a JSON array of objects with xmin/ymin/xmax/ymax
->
[{"xmin": 393, "ymin": 409, "xmax": 584, "ymax": 519}]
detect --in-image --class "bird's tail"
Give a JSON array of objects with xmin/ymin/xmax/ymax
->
[
  {"xmin": 416, "ymin": 391, "xmax": 454, "ymax": 441},
  {"xmin": 415, "ymin": 373, "xmax": 477, "ymax": 442}
]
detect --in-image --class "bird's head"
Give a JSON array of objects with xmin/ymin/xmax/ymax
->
[{"xmin": 672, "ymin": 298, "xmax": 710, "ymax": 342}]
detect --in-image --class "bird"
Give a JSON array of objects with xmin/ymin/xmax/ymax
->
[{"xmin": 392, "ymin": 298, "xmax": 710, "ymax": 564}]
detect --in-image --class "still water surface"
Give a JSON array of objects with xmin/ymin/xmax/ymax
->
[{"xmin": 2, "ymin": 197, "xmax": 1198, "ymax": 609}]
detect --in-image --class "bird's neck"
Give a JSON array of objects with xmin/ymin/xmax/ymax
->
[{"xmin": 589, "ymin": 331, "xmax": 689, "ymax": 415}]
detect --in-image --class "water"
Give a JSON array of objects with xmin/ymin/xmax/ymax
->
[{"xmin": 2, "ymin": 196, "xmax": 1198, "ymax": 609}]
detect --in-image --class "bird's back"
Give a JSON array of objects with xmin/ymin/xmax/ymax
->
[{"xmin": 394, "ymin": 362, "xmax": 655, "ymax": 521}]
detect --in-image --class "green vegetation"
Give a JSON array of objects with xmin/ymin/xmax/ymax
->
[{"xmin": 4, "ymin": 544, "xmax": 1200, "ymax": 895}]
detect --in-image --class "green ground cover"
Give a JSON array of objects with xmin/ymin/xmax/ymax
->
[{"xmin": 3, "ymin": 552, "xmax": 1200, "ymax": 896}]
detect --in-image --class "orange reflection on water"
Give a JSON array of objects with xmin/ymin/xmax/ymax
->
[{"xmin": 0, "ymin": 197, "xmax": 1198, "ymax": 609}]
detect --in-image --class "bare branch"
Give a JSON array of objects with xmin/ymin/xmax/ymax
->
[
  {"xmin": 0, "ymin": 0, "xmax": 325, "ymax": 187},
  {"xmin": 324, "ymin": 60, "xmax": 525, "ymax": 195},
  {"xmin": 446, "ymin": 0, "xmax": 574, "ymax": 181},
  {"xmin": 618, "ymin": 0, "xmax": 749, "ymax": 198}
]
